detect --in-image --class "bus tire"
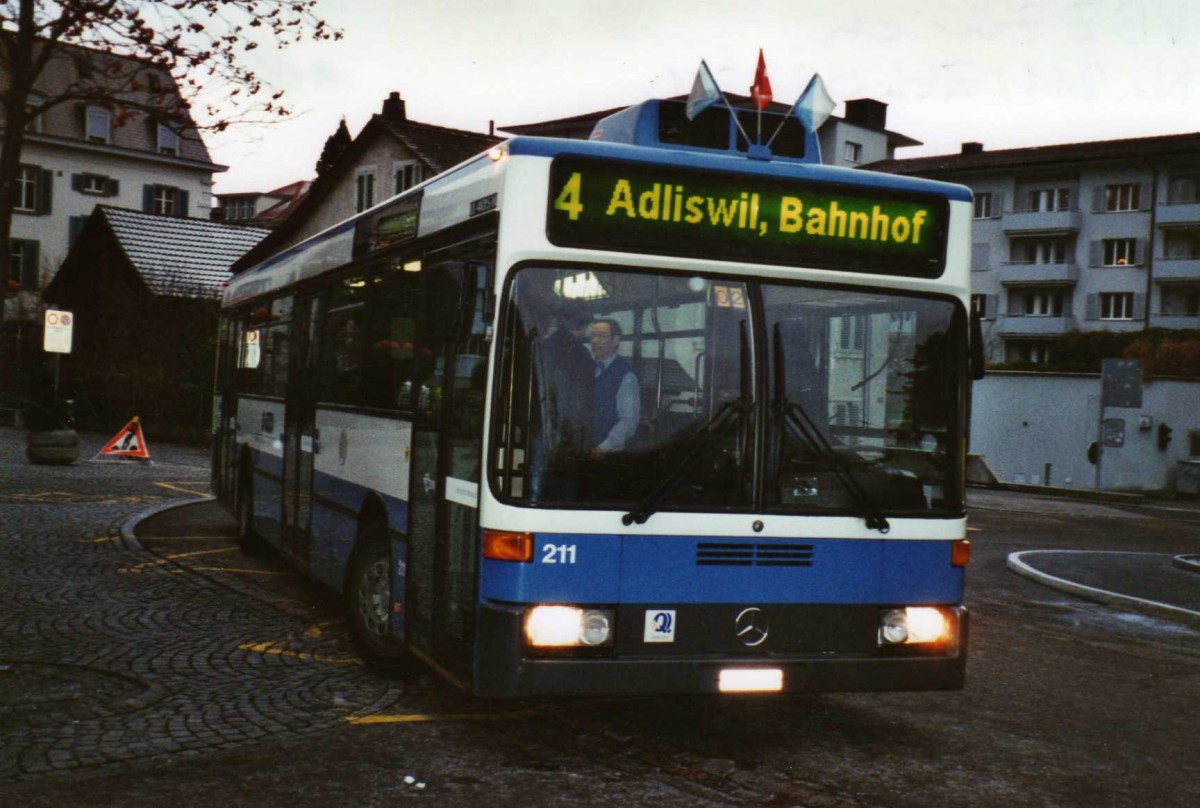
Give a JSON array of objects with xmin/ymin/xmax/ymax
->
[
  {"xmin": 236, "ymin": 471, "xmax": 266, "ymax": 557},
  {"xmin": 346, "ymin": 525, "xmax": 408, "ymax": 667}
]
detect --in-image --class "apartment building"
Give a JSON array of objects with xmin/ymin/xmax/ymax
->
[
  {"xmin": 2, "ymin": 39, "xmax": 223, "ymax": 376},
  {"xmin": 870, "ymin": 134, "xmax": 1200, "ymax": 364}
]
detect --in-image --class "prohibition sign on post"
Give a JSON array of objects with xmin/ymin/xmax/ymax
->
[{"xmin": 44, "ymin": 309, "xmax": 74, "ymax": 354}]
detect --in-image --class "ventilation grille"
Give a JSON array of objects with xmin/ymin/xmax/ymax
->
[{"xmin": 696, "ymin": 542, "xmax": 815, "ymax": 567}]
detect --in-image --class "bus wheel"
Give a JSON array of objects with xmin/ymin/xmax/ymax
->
[
  {"xmin": 346, "ymin": 531, "xmax": 408, "ymax": 666},
  {"xmin": 236, "ymin": 475, "xmax": 266, "ymax": 557}
]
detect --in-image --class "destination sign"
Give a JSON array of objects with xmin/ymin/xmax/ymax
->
[{"xmin": 546, "ymin": 157, "xmax": 948, "ymax": 278}]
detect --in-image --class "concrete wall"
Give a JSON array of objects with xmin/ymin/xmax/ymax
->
[{"xmin": 970, "ymin": 371, "xmax": 1200, "ymax": 492}]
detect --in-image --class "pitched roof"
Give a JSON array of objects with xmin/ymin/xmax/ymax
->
[
  {"xmin": 233, "ymin": 102, "xmax": 501, "ymax": 272},
  {"xmin": 252, "ymin": 180, "xmax": 313, "ymax": 227},
  {"xmin": 867, "ymin": 131, "xmax": 1200, "ymax": 177},
  {"xmin": 98, "ymin": 207, "xmax": 269, "ymax": 298},
  {"xmin": 376, "ymin": 116, "xmax": 500, "ymax": 174},
  {"xmin": 1, "ymin": 34, "xmax": 216, "ymax": 165}
]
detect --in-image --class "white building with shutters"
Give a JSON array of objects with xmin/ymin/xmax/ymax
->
[
  {"xmin": 869, "ymin": 134, "xmax": 1200, "ymax": 364},
  {"xmin": 2, "ymin": 40, "xmax": 223, "ymax": 375}
]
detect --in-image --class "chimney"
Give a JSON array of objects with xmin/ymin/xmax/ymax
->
[
  {"xmin": 382, "ymin": 91, "xmax": 406, "ymax": 121},
  {"xmin": 961, "ymin": 142, "xmax": 984, "ymax": 155},
  {"xmin": 844, "ymin": 98, "xmax": 888, "ymax": 130}
]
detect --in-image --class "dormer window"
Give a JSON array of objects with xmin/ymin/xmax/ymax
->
[
  {"xmin": 25, "ymin": 95, "xmax": 44, "ymax": 133},
  {"xmin": 157, "ymin": 124, "xmax": 180, "ymax": 156},
  {"xmin": 85, "ymin": 106, "xmax": 111, "ymax": 144}
]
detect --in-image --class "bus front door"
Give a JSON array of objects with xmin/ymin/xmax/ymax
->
[
  {"xmin": 281, "ymin": 293, "xmax": 320, "ymax": 566},
  {"xmin": 407, "ymin": 256, "xmax": 489, "ymax": 682}
]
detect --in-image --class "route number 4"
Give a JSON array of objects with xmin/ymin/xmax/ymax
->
[
  {"xmin": 542, "ymin": 543, "xmax": 578, "ymax": 564},
  {"xmin": 554, "ymin": 172, "xmax": 583, "ymax": 220}
]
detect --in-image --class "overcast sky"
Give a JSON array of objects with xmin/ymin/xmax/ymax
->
[{"xmin": 206, "ymin": 0, "xmax": 1200, "ymax": 196}]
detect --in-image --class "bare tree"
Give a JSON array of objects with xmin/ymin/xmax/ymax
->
[{"xmin": 0, "ymin": 0, "xmax": 338, "ymax": 376}]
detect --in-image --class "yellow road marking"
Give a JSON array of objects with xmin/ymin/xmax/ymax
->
[
  {"xmin": 82, "ymin": 535, "xmax": 121, "ymax": 544},
  {"xmin": 154, "ymin": 482, "xmax": 210, "ymax": 497},
  {"xmin": 191, "ymin": 566, "xmax": 286, "ymax": 576},
  {"xmin": 120, "ymin": 547, "xmax": 236, "ymax": 574},
  {"xmin": 137, "ymin": 534, "xmax": 229, "ymax": 541},
  {"xmin": 237, "ymin": 640, "xmax": 363, "ymax": 666},
  {"xmin": 5, "ymin": 492, "xmax": 154, "ymax": 504},
  {"xmin": 346, "ymin": 711, "xmax": 534, "ymax": 725},
  {"xmin": 304, "ymin": 620, "xmax": 343, "ymax": 638}
]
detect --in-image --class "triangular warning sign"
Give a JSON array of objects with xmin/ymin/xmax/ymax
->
[{"xmin": 98, "ymin": 416, "xmax": 151, "ymax": 460}]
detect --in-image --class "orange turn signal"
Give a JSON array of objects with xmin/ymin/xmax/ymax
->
[
  {"xmin": 951, "ymin": 539, "xmax": 971, "ymax": 568},
  {"xmin": 483, "ymin": 530, "xmax": 533, "ymax": 562}
]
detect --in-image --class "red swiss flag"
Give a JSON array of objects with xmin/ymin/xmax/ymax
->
[{"xmin": 750, "ymin": 49, "xmax": 773, "ymax": 110}]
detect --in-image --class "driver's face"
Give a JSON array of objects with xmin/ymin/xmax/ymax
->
[{"xmin": 589, "ymin": 323, "xmax": 619, "ymax": 360}]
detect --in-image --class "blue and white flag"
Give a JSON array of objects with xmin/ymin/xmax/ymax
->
[
  {"xmin": 686, "ymin": 60, "xmax": 722, "ymax": 120},
  {"xmin": 792, "ymin": 73, "xmax": 835, "ymax": 132}
]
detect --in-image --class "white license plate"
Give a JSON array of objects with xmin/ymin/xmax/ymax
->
[{"xmin": 718, "ymin": 667, "xmax": 784, "ymax": 693}]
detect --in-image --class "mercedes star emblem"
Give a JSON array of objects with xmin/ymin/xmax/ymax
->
[{"xmin": 734, "ymin": 607, "xmax": 770, "ymax": 647}]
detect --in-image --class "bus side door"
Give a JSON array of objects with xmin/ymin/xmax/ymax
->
[
  {"xmin": 281, "ymin": 293, "xmax": 321, "ymax": 565},
  {"xmin": 407, "ymin": 252, "xmax": 491, "ymax": 679}
]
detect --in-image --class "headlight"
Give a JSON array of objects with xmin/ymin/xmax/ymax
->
[
  {"xmin": 525, "ymin": 605, "xmax": 614, "ymax": 647},
  {"xmin": 878, "ymin": 607, "xmax": 953, "ymax": 646}
]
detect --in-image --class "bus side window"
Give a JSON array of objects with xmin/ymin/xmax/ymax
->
[
  {"xmin": 317, "ymin": 275, "xmax": 368, "ymax": 406},
  {"xmin": 363, "ymin": 260, "xmax": 420, "ymax": 410},
  {"xmin": 237, "ymin": 317, "xmax": 264, "ymax": 394},
  {"xmin": 262, "ymin": 296, "xmax": 293, "ymax": 398}
]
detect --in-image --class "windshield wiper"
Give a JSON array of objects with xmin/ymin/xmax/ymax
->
[
  {"xmin": 621, "ymin": 395, "xmax": 750, "ymax": 526},
  {"xmin": 622, "ymin": 321, "xmax": 751, "ymax": 526},
  {"xmin": 773, "ymin": 324, "xmax": 890, "ymax": 534}
]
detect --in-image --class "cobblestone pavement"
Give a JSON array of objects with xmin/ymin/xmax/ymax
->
[
  {"xmin": 1, "ymin": 428, "xmax": 866, "ymax": 806},
  {"xmin": 0, "ymin": 428, "xmax": 414, "ymax": 780}
]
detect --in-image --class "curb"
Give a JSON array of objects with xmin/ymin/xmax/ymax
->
[
  {"xmin": 119, "ymin": 495, "xmax": 216, "ymax": 551},
  {"xmin": 1007, "ymin": 550, "xmax": 1200, "ymax": 630},
  {"xmin": 1173, "ymin": 554, "xmax": 1200, "ymax": 574},
  {"xmin": 974, "ymin": 482, "xmax": 1145, "ymax": 505}
]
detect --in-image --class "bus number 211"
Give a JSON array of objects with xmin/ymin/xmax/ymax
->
[{"xmin": 542, "ymin": 543, "xmax": 578, "ymax": 564}]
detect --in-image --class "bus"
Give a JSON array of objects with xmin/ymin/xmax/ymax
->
[{"xmin": 213, "ymin": 97, "xmax": 979, "ymax": 697}]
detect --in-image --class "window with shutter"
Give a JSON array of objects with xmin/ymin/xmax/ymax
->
[{"xmin": 14, "ymin": 165, "xmax": 39, "ymax": 212}]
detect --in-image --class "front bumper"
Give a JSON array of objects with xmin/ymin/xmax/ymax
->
[{"xmin": 474, "ymin": 602, "xmax": 968, "ymax": 698}]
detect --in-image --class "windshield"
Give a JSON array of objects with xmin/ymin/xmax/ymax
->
[
  {"xmin": 490, "ymin": 265, "xmax": 964, "ymax": 517},
  {"xmin": 762, "ymin": 284, "xmax": 963, "ymax": 517}
]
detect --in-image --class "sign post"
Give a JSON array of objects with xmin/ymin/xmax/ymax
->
[{"xmin": 43, "ymin": 309, "xmax": 74, "ymax": 400}]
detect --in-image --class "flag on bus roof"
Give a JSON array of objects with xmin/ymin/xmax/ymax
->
[
  {"xmin": 686, "ymin": 60, "xmax": 722, "ymax": 120},
  {"xmin": 750, "ymin": 49, "xmax": 773, "ymax": 110},
  {"xmin": 792, "ymin": 73, "xmax": 835, "ymax": 132}
]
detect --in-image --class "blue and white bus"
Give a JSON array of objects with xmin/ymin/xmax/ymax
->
[{"xmin": 213, "ymin": 97, "xmax": 978, "ymax": 697}]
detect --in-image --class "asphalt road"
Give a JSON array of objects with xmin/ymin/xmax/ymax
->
[{"xmin": 1, "ymin": 428, "xmax": 1197, "ymax": 807}]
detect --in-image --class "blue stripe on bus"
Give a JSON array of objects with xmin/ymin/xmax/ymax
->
[
  {"xmin": 479, "ymin": 534, "xmax": 963, "ymax": 605},
  {"xmin": 505, "ymin": 136, "xmax": 974, "ymax": 203},
  {"xmin": 248, "ymin": 460, "xmax": 410, "ymax": 592},
  {"xmin": 311, "ymin": 467, "xmax": 410, "ymax": 534}
]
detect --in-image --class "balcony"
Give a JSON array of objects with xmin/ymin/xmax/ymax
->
[
  {"xmin": 997, "ymin": 262, "xmax": 1079, "ymax": 286},
  {"xmin": 1001, "ymin": 208, "xmax": 1082, "ymax": 235},
  {"xmin": 997, "ymin": 314, "xmax": 1076, "ymax": 336},
  {"xmin": 1154, "ymin": 257, "xmax": 1200, "ymax": 283},
  {"xmin": 1157, "ymin": 200, "xmax": 1200, "ymax": 227}
]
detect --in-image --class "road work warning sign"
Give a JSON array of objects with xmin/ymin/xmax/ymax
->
[{"xmin": 98, "ymin": 417, "xmax": 151, "ymax": 460}]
